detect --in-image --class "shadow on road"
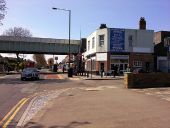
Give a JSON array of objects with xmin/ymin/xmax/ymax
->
[{"xmin": 24, "ymin": 121, "xmax": 91, "ymax": 128}]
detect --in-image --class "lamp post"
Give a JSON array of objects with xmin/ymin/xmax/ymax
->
[{"xmin": 52, "ymin": 7, "xmax": 72, "ymax": 76}]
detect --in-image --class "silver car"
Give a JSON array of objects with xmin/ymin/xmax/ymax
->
[{"xmin": 21, "ymin": 68, "xmax": 40, "ymax": 80}]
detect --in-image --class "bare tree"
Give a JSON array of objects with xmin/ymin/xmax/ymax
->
[
  {"xmin": 0, "ymin": 0, "xmax": 7, "ymax": 25},
  {"xmin": 33, "ymin": 54, "xmax": 47, "ymax": 68},
  {"xmin": 3, "ymin": 27, "xmax": 32, "ymax": 37}
]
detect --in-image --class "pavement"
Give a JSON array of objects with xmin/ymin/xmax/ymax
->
[
  {"xmin": 16, "ymin": 74, "xmax": 170, "ymax": 128},
  {"xmin": 67, "ymin": 73, "xmax": 124, "ymax": 80}
]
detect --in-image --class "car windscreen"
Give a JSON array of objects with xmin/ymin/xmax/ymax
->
[{"xmin": 23, "ymin": 68, "xmax": 37, "ymax": 72}]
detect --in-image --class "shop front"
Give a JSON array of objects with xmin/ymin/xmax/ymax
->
[{"xmin": 110, "ymin": 55, "xmax": 129, "ymax": 74}]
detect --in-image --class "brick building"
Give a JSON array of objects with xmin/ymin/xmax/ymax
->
[
  {"xmin": 84, "ymin": 18, "xmax": 154, "ymax": 75},
  {"xmin": 154, "ymin": 31, "xmax": 170, "ymax": 72}
]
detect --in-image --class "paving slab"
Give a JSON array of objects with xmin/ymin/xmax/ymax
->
[{"xmin": 22, "ymin": 85, "xmax": 170, "ymax": 128}]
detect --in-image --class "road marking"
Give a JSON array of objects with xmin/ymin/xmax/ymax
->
[
  {"xmin": 45, "ymin": 74, "xmax": 64, "ymax": 79},
  {"xmin": 2, "ymin": 98, "xmax": 29, "ymax": 128},
  {"xmin": 58, "ymin": 75, "xmax": 63, "ymax": 79},
  {"xmin": 84, "ymin": 86, "xmax": 117, "ymax": 91},
  {"xmin": 69, "ymin": 78, "xmax": 80, "ymax": 80},
  {"xmin": 0, "ymin": 98, "xmax": 26, "ymax": 126}
]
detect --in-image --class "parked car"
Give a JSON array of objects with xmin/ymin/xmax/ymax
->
[
  {"xmin": 21, "ymin": 68, "xmax": 40, "ymax": 80},
  {"xmin": 132, "ymin": 68, "xmax": 145, "ymax": 74}
]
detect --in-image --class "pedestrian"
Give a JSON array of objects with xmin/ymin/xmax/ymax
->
[
  {"xmin": 113, "ymin": 65, "xmax": 118, "ymax": 77},
  {"xmin": 101, "ymin": 68, "xmax": 104, "ymax": 78},
  {"xmin": 62, "ymin": 65, "xmax": 65, "ymax": 73},
  {"xmin": 126, "ymin": 65, "xmax": 131, "ymax": 72}
]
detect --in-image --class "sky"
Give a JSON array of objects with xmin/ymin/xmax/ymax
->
[{"xmin": 0, "ymin": 0, "xmax": 170, "ymax": 62}]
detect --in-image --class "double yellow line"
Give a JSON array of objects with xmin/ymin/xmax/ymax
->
[{"xmin": 0, "ymin": 98, "xmax": 29, "ymax": 128}]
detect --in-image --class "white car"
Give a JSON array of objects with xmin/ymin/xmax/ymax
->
[{"xmin": 21, "ymin": 68, "xmax": 40, "ymax": 80}]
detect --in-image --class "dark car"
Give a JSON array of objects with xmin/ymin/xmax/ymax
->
[
  {"xmin": 21, "ymin": 68, "xmax": 40, "ymax": 80},
  {"xmin": 132, "ymin": 68, "xmax": 145, "ymax": 74}
]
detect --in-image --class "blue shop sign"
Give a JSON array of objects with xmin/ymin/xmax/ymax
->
[{"xmin": 110, "ymin": 28, "xmax": 125, "ymax": 52}]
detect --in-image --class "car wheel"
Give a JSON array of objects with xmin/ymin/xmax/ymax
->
[{"xmin": 21, "ymin": 77, "xmax": 25, "ymax": 81}]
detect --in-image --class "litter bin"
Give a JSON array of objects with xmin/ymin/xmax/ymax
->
[{"xmin": 68, "ymin": 68, "xmax": 73, "ymax": 77}]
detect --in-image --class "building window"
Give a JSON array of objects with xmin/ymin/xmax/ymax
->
[
  {"xmin": 92, "ymin": 37, "xmax": 95, "ymax": 49},
  {"xmin": 99, "ymin": 35, "xmax": 104, "ymax": 46},
  {"xmin": 133, "ymin": 61, "xmax": 142, "ymax": 67},
  {"xmin": 128, "ymin": 35, "xmax": 133, "ymax": 47},
  {"xmin": 88, "ymin": 41, "xmax": 90, "ymax": 51}
]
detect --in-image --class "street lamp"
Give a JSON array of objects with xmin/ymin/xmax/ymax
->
[{"xmin": 52, "ymin": 7, "xmax": 72, "ymax": 76}]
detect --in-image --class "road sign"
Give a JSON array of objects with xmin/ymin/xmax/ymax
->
[{"xmin": 55, "ymin": 57, "xmax": 58, "ymax": 60}]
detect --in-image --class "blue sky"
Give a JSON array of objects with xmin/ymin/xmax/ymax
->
[{"xmin": 0, "ymin": 0, "xmax": 170, "ymax": 61}]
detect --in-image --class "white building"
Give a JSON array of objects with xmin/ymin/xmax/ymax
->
[{"xmin": 84, "ymin": 21, "xmax": 154, "ymax": 74}]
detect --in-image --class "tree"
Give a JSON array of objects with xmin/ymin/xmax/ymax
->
[
  {"xmin": 3, "ymin": 27, "xmax": 32, "ymax": 37},
  {"xmin": 47, "ymin": 58, "xmax": 54, "ymax": 69},
  {"xmin": 33, "ymin": 54, "xmax": 47, "ymax": 68},
  {"xmin": 0, "ymin": 0, "xmax": 7, "ymax": 25}
]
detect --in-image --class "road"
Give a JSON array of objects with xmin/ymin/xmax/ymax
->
[
  {"xmin": 0, "ymin": 73, "xmax": 67, "ymax": 128},
  {"xmin": 0, "ymin": 73, "xmax": 120, "ymax": 127},
  {"xmin": 1, "ymin": 73, "xmax": 170, "ymax": 127}
]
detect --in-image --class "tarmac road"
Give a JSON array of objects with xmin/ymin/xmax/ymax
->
[
  {"xmin": 1, "ymin": 73, "xmax": 170, "ymax": 128},
  {"xmin": 0, "ymin": 73, "xmax": 67, "ymax": 128},
  {"xmin": 0, "ymin": 73, "xmax": 104, "ymax": 127},
  {"xmin": 0, "ymin": 75, "xmax": 30, "ymax": 128}
]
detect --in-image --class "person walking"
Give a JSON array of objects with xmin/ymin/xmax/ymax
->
[
  {"xmin": 101, "ymin": 68, "xmax": 104, "ymax": 78},
  {"xmin": 113, "ymin": 65, "xmax": 118, "ymax": 77},
  {"xmin": 62, "ymin": 65, "xmax": 65, "ymax": 73}
]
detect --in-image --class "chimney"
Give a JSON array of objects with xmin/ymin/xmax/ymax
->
[
  {"xmin": 99, "ymin": 24, "xmax": 107, "ymax": 29},
  {"xmin": 139, "ymin": 17, "xmax": 146, "ymax": 30}
]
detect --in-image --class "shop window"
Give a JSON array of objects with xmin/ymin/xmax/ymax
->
[
  {"xmin": 111, "ymin": 64, "xmax": 115, "ymax": 70},
  {"xmin": 92, "ymin": 37, "xmax": 95, "ymax": 49},
  {"xmin": 133, "ymin": 61, "xmax": 142, "ymax": 67},
  {"xmin": 110, "ymin": 59, "xmax": 119, "ymax": 63},
  {"xmin": 86, "ymin": 60, "xmax": 96, "ymax": 71},
  {"xmin": 99, "ymin": 35, "xmax": 104, "ymax": 46}
]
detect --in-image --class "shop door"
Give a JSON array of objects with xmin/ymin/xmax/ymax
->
[
  {"xmin": 117, "ymin": 63, "xmax": 128, "ymax": 74},
  {"xmin": 100, "ymin": 63, "xmax": 104, "ymax": 72}
]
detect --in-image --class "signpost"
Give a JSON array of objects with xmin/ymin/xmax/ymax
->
[{"xmin": 55, "ymin": 57, "xmax": 58, "ymax": 60}]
